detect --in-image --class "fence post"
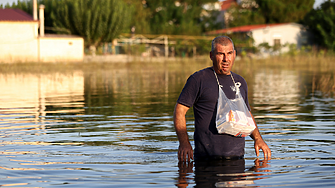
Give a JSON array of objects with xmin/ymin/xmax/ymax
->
[{"xmin": 164, "ymin": 36, "xmax": 169, "ymax": 58}]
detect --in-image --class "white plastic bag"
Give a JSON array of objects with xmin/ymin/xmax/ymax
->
[{"xmin": 214, "ymin": 71, "xmax": 256, "ymax": 137}]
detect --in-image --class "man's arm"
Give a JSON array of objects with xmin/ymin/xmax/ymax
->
[
  {"xmin": 174, "ymin": 103, "xmax": 193, "ymax": 162},
  {"xmin": 250, "ymin": 112, "xmax": 271, "ymax": 159}
]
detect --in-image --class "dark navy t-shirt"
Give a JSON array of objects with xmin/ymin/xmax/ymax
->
[{"xmin": 177, "ymin": 67, "xmax": 250, "ymax": 158}]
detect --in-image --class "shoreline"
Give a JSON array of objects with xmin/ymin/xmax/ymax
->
[
  {"xmin": 0, "ymin": 54, "xmax": 333, "ymax": 65},
  {"xmin": 83, "ymin": 54, "xmax": 210, "ymax": 63}
]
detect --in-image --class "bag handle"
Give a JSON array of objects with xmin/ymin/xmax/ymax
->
[
  {"xmin": 213, "ymin": 68, "xmax": 222, "ymax": 87},
  {"xmin": 213, "ymin": 69, "xmax": 240, "ymax": 94}
]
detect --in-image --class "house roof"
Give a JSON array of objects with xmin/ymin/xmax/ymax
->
[
  {"xmin": 221, "ymin": 0, "xmax": 237, "ymax": 11},
  {"xmin": 206, "ymin": 23, "xmax": 293, "ymax": 35},
  {"xmin": 0, "ymin": 9, "xmax": 35, "ymax": 22}
]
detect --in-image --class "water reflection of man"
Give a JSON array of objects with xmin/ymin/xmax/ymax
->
[
  {"xmin": 173, "ymin": 36, "xmax": 271, "ymax": 161},
  {"xmin": 176, "ymin": 159, "xmax": 271, "ymax": 187}
]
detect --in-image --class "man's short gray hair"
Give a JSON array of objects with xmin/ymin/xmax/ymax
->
[{"xmin": 211, "ymin": 36, "xmax": 235, "ymax": 52}]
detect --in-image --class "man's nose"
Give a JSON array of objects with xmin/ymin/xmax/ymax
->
[{"xmin": 223, "ymin": 54, "xmax": 227, "ymax": 62}]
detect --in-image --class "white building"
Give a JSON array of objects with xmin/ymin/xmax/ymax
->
[
  {"xmin": 0, "ymin": 2, "xmax": 84, "ymax": 63},
  {"xmin": 207, "ymin": 23, "xmax": 311, "ymax": 54}
]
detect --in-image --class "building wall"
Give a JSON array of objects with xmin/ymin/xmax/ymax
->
[
  {"xmin": 39, "ymin": 36, "xmax": 84, "ymax": 62},
  {"xmin": 252, "ymin": 23, "xmax": 307, "ymax": 50},
  {"xmin": 0, "ymin": 22, "xmax": 39, "ymax": 62},
  {"xmin": 0, "ymin": 22, "xmax": 84, "ymax": 63}
]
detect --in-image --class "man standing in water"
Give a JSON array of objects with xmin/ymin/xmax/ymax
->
[{"xmin": 174, "ymin": 36, "xmax": 271, "ymax": 161}]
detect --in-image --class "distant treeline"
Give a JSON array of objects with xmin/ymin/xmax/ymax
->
[{"xmin": 1, "ymin": 0, "xmax": 335, "ymax": 53}]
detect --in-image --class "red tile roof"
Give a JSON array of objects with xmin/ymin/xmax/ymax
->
[
  {"xmin": 221, "ymin": 0, "xmax": 237, "ymax": 11},
  {"xmin": 207, "ymin": 23, "xmax": 288, "ymax": 35},
  {"xmin": 0, "ymin": 9, "xmax": 35, "ymax": 22}
]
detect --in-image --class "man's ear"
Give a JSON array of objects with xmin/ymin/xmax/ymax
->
[{"xmin": 209, "ymin": 51, "xmax": 213, "ymax": 60}]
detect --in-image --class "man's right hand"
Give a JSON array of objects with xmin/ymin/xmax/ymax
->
[{"xmin": 178, "ymin": 142, "xmax": 193, "ymax": 162}]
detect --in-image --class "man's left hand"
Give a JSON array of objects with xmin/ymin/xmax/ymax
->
[{"xmin": 254, "ymin": 139, "xmax": 271, "ymax": 159}]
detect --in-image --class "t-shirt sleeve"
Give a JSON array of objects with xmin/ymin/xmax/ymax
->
[{"xmin": 177, "ymin": 75, "xmax": 199, "ymax": 108}]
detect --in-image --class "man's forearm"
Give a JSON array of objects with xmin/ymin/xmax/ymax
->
[
  {"xmin": 174, "ymin": 111, "xmax": 189, "ymax": 144},
  {"xmin": 250, "ymin": 126, "xmax": 263, "ymax": 141},
  {"xmin": 174, "ymin": 103, "xmax": 191, "ymax": 145},
  {"xmin": 249, "ymin": 112, "xmax": 271, "ymax": 158},
  {"xmin": 250, "ymin": 112, "xmax": 264, "ymax": 141},
  {"xmin": 174, "ymin": 103, "xmax": 194, "ymax": 161}
]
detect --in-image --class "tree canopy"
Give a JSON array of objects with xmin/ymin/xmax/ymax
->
[
  {"xmin": 224, "ymin": 0, "xmax": 315, "ymax": 28},
  {"xmin": 255, "ymin": 0, "xmax": 314, "ymax": 23},
  {"xmin": 125, "ymin": 0, "xmax": 219, "ymax": 35},
  {"xmin": 3, "ymin": 0, "xmax": 335, "ymax": 52},
  {"xmin": 303, "ymin": 0, "xmax": 335, "ymax": 51},
  {"xmin": 226, "ymin": 1, "xmax": 265, "ymax": 28},
  {"xmin": 3, "ymin": 0, "xmax": 131, "ymax": 49},
  {"xmin": 49, "ymin": 0, "xmax": 130, "ymax": 48},
  {"xmin": 2, "ymin": 0, "xmax": 219, "ymax": 41}
]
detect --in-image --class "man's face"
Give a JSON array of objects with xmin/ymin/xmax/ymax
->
[{"xmin": 210, "ymin": 43, "xmax": 236, "ymax": 75}]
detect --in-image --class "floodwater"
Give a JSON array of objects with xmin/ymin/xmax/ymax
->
[{"xmin": 0, "ymin": 60, "xmax": 334, "ymax": 187}]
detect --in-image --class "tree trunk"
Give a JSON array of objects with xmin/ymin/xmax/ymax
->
[{"xmin": 89, "ymin": 45, "xmax": 96, "ymax": 56}]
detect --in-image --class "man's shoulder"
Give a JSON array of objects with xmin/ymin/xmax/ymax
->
[{"xmin": 191, "ymin": 67, "xmax": 213, "ymax": 78}]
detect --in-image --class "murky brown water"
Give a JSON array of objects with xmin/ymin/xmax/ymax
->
[{"xmin": 0, "ymin": 60, "xmax": 334, "ymax": 187}]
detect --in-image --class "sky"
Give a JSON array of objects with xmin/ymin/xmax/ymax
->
[{"xmin": 0, "ymin": 0, "xmax": 328, "ymax": 9}]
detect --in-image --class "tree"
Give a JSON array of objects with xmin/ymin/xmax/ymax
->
[
  {"xmin": 3, "ymin": 0, "xmax": 221, "ymax": 36},
  {"xmin": 303, "ymin": 0, "xmax": 335, "ymax": 51},
  {"xmin": 141, "ymin": 0, "xmax": 218, "ymax": 35},
  {"xmin": 3, "ymin": 0, "xmax": 131, "ymax": 52},
  {"xmin": 124, "ymin": 0, "xmax": 151, "ymax": 34},
  {"xmin": 49, "ymin": 0, "xmax": 131, "ymax": 51},
  {"xmin": 226, "ymin": 0, "xmax": 265, "ymax": 28},
  {"xmin": 256, "ymin": 0, "xmax": 314, "ymax": 23}
]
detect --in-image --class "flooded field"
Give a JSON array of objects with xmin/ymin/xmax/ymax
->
[{"xmin": 0, "ymin": 59, "xmax": 334, "ymax": 187}]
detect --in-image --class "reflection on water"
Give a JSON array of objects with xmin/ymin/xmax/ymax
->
[
  {"xmin": 0, "ymin": 62, "xmax": 334, "ymax": 187},
  {"xmin": 0, "ymin": 72, "xmax": 84, "ymax": 124},
  {"xmin": 176, "ymin": 159, "xmax": 270, "ymax": 188},
  {"xmin": 253, "ymin": 69, "xmax": 300, "ymax": 114}
]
